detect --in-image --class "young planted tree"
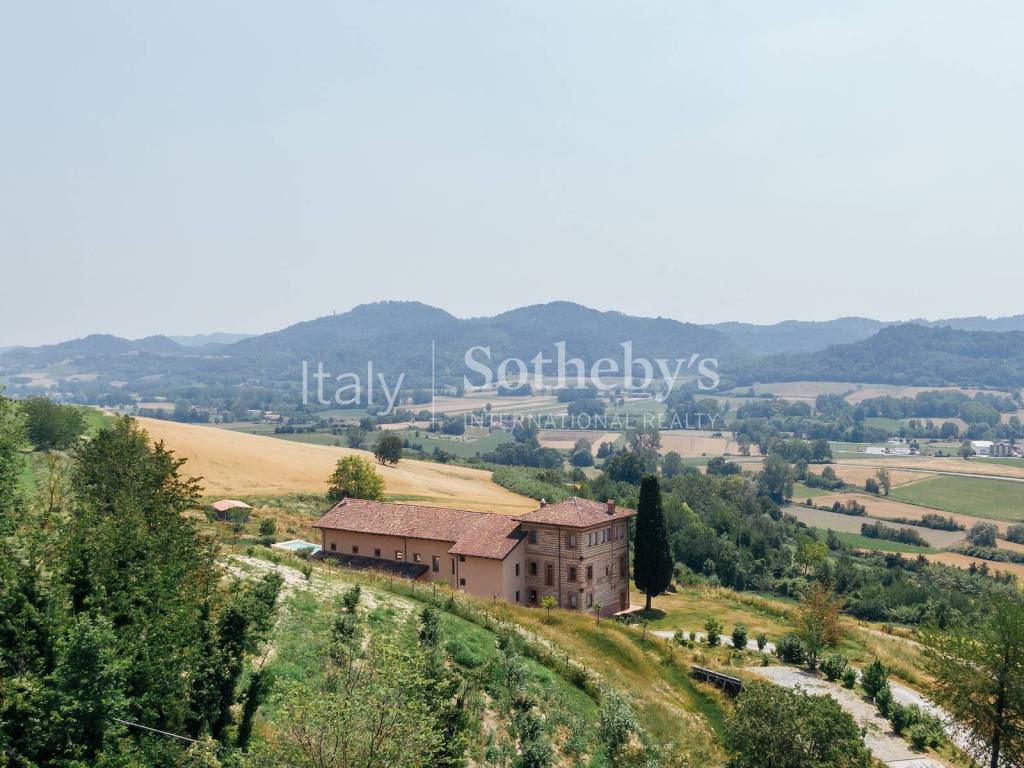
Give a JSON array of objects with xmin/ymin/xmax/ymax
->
[
  {"xmin": 632, "ymin": 474, "xmax": 673, "ymax": 611},
  {"xmin": 797, "ymin": 582, "xmax": 843, "ymax": 670},
  {"xmin": 876, "ymin": 468, "xmax": 892, "ymax": 496},
  {"xmin": 922, "ymin": 595, "xmax": 1024, "ymax": 768}
]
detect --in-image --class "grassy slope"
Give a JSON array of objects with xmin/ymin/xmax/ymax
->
[
  {"xmin": 890, "ymin": 474, "xmax": 1024, "ymax": 522},
  {"xmin": 813, "ymin": 528, "xmax": 936, "ymax": 554}
]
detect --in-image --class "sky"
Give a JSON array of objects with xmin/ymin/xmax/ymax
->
[{"xmin": 2, "ymin": 1, "xmax": 1023, "ymax": 347}]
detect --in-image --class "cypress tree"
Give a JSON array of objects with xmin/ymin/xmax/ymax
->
[{"xmin": 633, "ymin": 474, "xmax": 673, "ymax": 611}]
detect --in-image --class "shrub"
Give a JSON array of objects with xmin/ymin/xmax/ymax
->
[
  {"xmin": 908, "ymin": 723, "xmax": 930, "ymax": 751},
  {"xmin": 755, "ymin": 633, "xmax": 768, "ymax": 651},
  {"xmin": 731, "ymin": 623, "xmax": 748, "ymax": 649},
  {"xmin": 705, "ymin": 618, "xmax": 722, "ymax": 647},
  {"xmin": 820, "ymin": 654, "xmax": 848, "ymax": 682},
  {"xmin": 888, "ymin": 702, "xmax": 920, "ymax": 735},
  {"xmin": 874, "ymin": 683, "xmax": 893, "ymax": 719},
  {"xmin": 258, "ymin": 517, "xmax": 276, "ymax": 536},
  {"xmin": 673, "ymin": 630, "xmax": 687, "ymax": 646},
  {"xmin": 860, "ymin": 659, "xmax": 888, "ymax": 699},
  {"xmin": 967, "ymin": 521, "xmax": 998, "ymax": 548},
  {"xmin": 841, "ymin": 666, "xmax": 858, "ymax": 689},
  {"xmin": 776, "ymin": 633, "xmax": 806, "ymax": 664}
]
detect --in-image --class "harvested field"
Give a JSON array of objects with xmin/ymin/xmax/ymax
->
[
  {"xmin": 785, "ymin": 504, "xmax": 963, "ymax": 548},
  {"xmin": 658, "ymin": 430, "xmax": 759, "ymax": 457},
  {"xmin": 136, "ymin": 418, "xmax": 535, "ymax": 514},
  {"xmin": 813, "ymin": 465, "xmax": 926, "ymax": 489},
  {"xmin": 536, "ymin": 430, "xmax": 619, "ymax": 453},
  {"xmin": 835, "ymin": 455, "xmax": 1024, "ymax": 481},
  {"xmin": 809, "ymin": 492, "xmax": 1009, "ymax": 535},
  {"xmin": 919, "ymin": 551, "xmax": 1024, "ymax": 581}
]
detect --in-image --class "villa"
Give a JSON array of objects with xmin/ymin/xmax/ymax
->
[{"xmin": 312, "ymin": 495, "xmax": 635, "ymax": 616}]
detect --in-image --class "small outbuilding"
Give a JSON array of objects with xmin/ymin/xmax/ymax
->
[{"xmin": 211, "ymin": 499, "xmax": 252, "ymax": 522}]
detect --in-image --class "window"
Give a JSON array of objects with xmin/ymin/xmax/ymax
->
[
  {"xmin": 566, "ymin": 533, "xmax": 577, "ymax": 549},
  {"xmin": 459, "ymin": 578, "xmax": 466, "ymax": 587},
  {"xmin": 568, "ymin": 592, "xmax": 577, "ymax": 608},
  {"xmin": 545, "ymin": 563, "xmax": 554, "ymax": 587},
  {"xmin": 413, "ymin": 553, "xmax": 422, "ymax": 563},
  {"xmin": 330, "ymin": 542, "xmax": 336, "ymax": 551},
  {"xmin": 528, "ymin": 529, "xmax": 537, "ymax": 544},
  {"xmin": 605, "ymin": 565, "xmax": 610, "ymax": 577},
  {"xmin": 351, "ymin": 545, "xmax": 359, "ymax": 554},
  {"xmin": 586, "ymin": 565, "xmax": 593, "ymax": 581},
  {"xmin": 587, "ymin": 592, "xmax": 594, "ymax": 608},
  {"xmin": 515, "ymin": 563, "xmax": 520, "ymax": 576},
  {"xmin": 568, "ymin": 566, "xmax": 577, "ymax": 583},
  {"xmin": 459, "ymin": 555, "xmax": 466, "ymax": 562},
  {"xmin": 451, "ymin": 558, "xmax": 456, "ymax": 575},
  {"xmin": 529, "ymin": 561, "xmax": 537, "ymax": 576},
  {"xmin": 395, "ymin": 551, "xmax": 404, "ymax": 560},
  {"xmin": 432, "ymin": 556, "xmax": 440, "ymax": 573},
  {"xmin": 620, "ymin": 555, "xmax": 627, "ymax": 576},
  {"xmin": 374, "ymin": 548, "xmax": 381, "ymax": 558},
  {"xmin": 529, "ymin": 589, "xmax": 537, "ymax": 604},
  {"xmin": 515, "ymin": 590, "xmax": 521, "ymax": 603}
]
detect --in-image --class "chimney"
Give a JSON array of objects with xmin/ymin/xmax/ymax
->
[
  {"xmin": 607, "ymin": 499, "xmax": 615, "ymax": 515},
  {"xmin": 539, "ymin": 498, "xmax": 547, "ymax": 508}
]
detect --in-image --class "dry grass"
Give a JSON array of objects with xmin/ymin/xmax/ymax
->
[
  {"xmin": 658, "ymin": 430, "xmax": 760, "ymax": 458},
  {"xmin": 838, "ymin": 456, "xmax": 1024, "ymax": 481},
  {"xmin": 137, "ymin": 417, "xmax": 535, "ymax": 514},
  {"xmin": 809, "ymin": 492, "xmax": 1010, "ymax": 535},
  {"xmin": 919, "ymin": 551, "xmax": 1024, "ymax": 581}
]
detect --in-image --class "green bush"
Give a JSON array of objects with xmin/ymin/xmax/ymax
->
[
  {"xmin": 705, "ymin": 618, "xmax": 723, "ymax": 647},
  {"xmin": 841, "ymin": 666, "xmax": 858, "ymax": 689},
  {"xmin": 820, "ymin": 654, "xmax": 848, "ymax": 682},
  {"xmin": 731, "ymin": 623, "xmax": 748, "ymax": 649},
  {"xmin": 861, "ymin": 659, "xmax": 888, "ymax": 699},
  {"xmin": 889, "ymin": 702, "xmax": 920, "ymax": 735},
  {"xmin": 874, "ymin": 683, "xmax": 893, "ymax": 719},
  {"xmin": 258, "ymin": 517, "xmax": 276, "ymax": 536},
  {"xmin": 908, "ymin": 723, "xmax": 930, "ymax": 751},
  {"xmin": 755, "ymin": 632, "xmax": 768, "ymax": 651},
  {"xmin": 776, "ymin": 633, "xmax": 806, "ymax": 664}
]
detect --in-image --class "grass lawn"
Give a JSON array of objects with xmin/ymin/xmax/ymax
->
[
  {"xmin": 812, "ymin": 528, "xmax": 936, "ymax": 554},
  {"xmin": 890, "ymin": 475, "xmax": 1024, "ymax": 522},
  {"xmin": 975, "ymin": 457, "xmax": 1024, "ymax": 468},
  {"xmin": 397, "ymin": 428, "xmax": 514, "ymax": 458}
]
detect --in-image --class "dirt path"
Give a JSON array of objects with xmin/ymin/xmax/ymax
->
[{"xmin": 744, "ymin": 666, "xmax": 947, "ymax": 767}]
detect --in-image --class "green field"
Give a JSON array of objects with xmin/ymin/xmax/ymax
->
[
  {"xmin": 791, "ymin": 482, "xmax": 832, "ymax": 499},
  {"xmin": 863, "ymin": 417, "xmax": 902, "ymax": 433},
  {"xmin": 813, "ymin": 528, "xmax": 936, "ymax": 554},
  {"xmin": 394, "ymin": 428, "xmax": 514, "ymax": 458},
  {"xmin": 890, "ymin": 475, "xmax": 1024, "ymax": 523},
  {"xmin": 975, "ymin": 457, "xmax": 1024, "ymax": 468}
]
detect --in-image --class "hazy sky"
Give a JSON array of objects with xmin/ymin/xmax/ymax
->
[{"xmin": 2, "ymin": 1, "xmax": 1023, "ymax": 347}]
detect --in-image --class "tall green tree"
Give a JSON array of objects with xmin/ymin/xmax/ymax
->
[
  {"xmin": 374, "ymin": 433, "xmax": 404, "ymax": 465},
  {"xmin": 725, "ymin": 681, "xmax": 871, "ymax": 768},
  {"xmin": 922, "ymin": 595, "xmax": 1024, "ymax": 768},
  {"xmin": 21, "ymin": 396, "xmax": 87, "ymax": 450},
  {"xmin": 633, "ymin": 474, "xmax": 672, "ymax": 611},
  {"xmin": 327, "ymin": 455, "xmax": 385, "ymax": 502},
  {"xmin": 757, "ymin": 454, "xmax": 794, "ymax": 503}
]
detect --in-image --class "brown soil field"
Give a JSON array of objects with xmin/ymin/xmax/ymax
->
[
  {"xmin": 807, "ymin": 492, "xmax": 1007, "ymax": 534},
  {"xmin": 136, "ymin": 417, "xmax": 535, "ymax": 515}
]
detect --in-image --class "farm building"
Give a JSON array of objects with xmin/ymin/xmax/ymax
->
[
  {"xmin": 312, "ymin": 496, "xmax": 635, "ymax": 616},
  {"xmin": 971, "ymin": 440, "xmax": 994, "ymax": 456}
]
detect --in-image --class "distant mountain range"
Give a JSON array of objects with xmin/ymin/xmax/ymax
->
[{"xmin": 3, "ymin": 303, "xmax": 1024, "ymax": 402}]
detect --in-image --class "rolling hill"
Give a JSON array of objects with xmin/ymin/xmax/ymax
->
[{"xmin": 727, "ymin": 323, "xmax": 1024, "ymax": 389}]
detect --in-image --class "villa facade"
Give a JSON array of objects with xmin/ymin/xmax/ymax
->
[{"xmin": 312, "ymin": 496, "xmax": 635, "ymax": 616}]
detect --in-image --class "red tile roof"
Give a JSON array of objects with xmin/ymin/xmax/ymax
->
[
  {"xmin": 312, "ymin": 498, "xmax": 523, "ymax": 560},
  {"xmin": 514, "ymin": 496, "xmax": 636, "ymax": 528}
]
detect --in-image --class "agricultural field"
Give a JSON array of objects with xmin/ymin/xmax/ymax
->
[
  {"xmin": 916, "ymin": 551, "xmax": 1024, "ymax": 582},
  {"xmin": 813, "ymin": 463, "xmax": 927, "ymax": 489},
  {"xmin": 808, "ymin": 491, "xmax": 1005, "ymax": 535},
  {"xmin": 537, "ymin": 430, "xmax": 620, "ymax": 453},
  {"xmin": 395, "ymin": 427, "xmax": 514, "ymax": 458},
  {"xmin": 135, "ymin": 417, "xmax": 536, "ymax": 514},
  {"xmin": 784, "ymin": 504, "xmax": 963, "ymax": 548},
  {"xmin": 813, "ymin": 529, "xmax": 936, "ymax": 554},
  {"xmin": 659, "ymin": 430, "xmax": 756, "ymax": 458},
  {"xmin": 890, "ymin": 475, "xmax": 1024, "ymax": 523}
]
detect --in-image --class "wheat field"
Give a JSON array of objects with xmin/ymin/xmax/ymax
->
[{"xmin": 136, "ymin": 417, "xmax": 536, "ymax": 514}]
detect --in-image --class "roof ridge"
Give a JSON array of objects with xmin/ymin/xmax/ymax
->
[{"xmin": 327, "ymin": 497, "xmax": 502, "ymax": 519}]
